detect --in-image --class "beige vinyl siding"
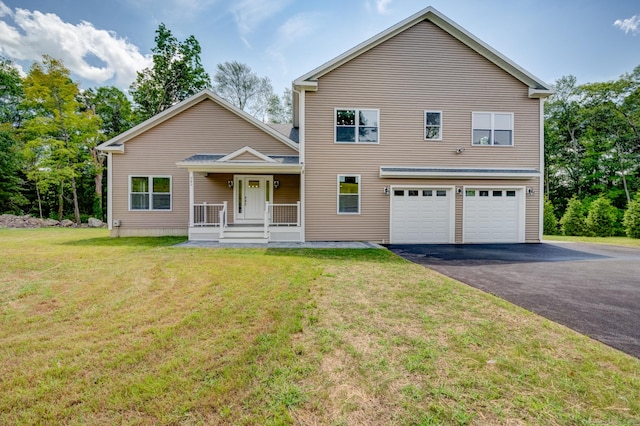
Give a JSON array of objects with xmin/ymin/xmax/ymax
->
[
  {"xmin": 273, "ymin": 175, "xmax": 301, "ymax": 205},
  {"xmin": 111, "ymin": 99, "xmax": 297, "ymax": 234},
  {"xmin": 304, "ymin": 20, "xmax": 542, "ymax": 242}
]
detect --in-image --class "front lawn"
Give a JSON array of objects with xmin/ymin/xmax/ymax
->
[
  {"xmin": 1, "ymin": 229, "xmax": 638, "ymax": 425},
  {"xmin": 544, "ymin": 234, "xmax": 640, "ymax": 248}
]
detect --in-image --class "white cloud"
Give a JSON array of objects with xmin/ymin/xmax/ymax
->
[
  {"xmin": 0, "ymin": 4, "xmax": 151, "ymax": 88},
  {"xmin": 614, "ymin": 15, "xmax": 640, "ymax": 35},
  {"xmin": 0, "ymin": 1, "xmax": 11, "ymax": 18},
  {"xmin": 230, "ymin": 0, "xmax": 289, "ymax": 36},
  {"xmin": 267, "ymin": 13, "xmax": 319, "ymax": 82},
  {"xmin": 375, "ymin": 0, "xmax": 392, "ymax": 14}
]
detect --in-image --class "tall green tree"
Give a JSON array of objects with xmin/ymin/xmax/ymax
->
[
  {"xmin": 213, "ymin": 61, "xmax": 273, "ymax": 119},
  {"xmin": 130, "ymin": 23, "xmax": 211, "ymax": 122},
  {"xmin": 21, "ymin": 56, "xmax": 100, "ymax": 223},
  {"xmin": 79, "ymin": 86, "xmax": 135, "ymax": 219},
  {"xmin": 267, "ymin": 87, "xmax": 293, "ymax": 123},
  {"xmin": 0, "ymin": 57, "xmax": 26, "ymax": 213}
]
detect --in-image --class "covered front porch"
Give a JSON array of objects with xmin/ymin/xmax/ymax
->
[{"xmin": 177, "ymin": 147, "xmax": 303, "ymax": 243}]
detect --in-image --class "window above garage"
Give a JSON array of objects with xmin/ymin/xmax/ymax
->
[
  {"xmin": 424, "ymin": 111, "xmax": 442, "ymax": 140},
  {"xmin": 472, "ymin": 112, "xmax": 513, "ymax": 146}
]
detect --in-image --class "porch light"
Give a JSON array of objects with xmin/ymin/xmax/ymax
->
[
  {"xmin": 274, "ymin": 180, "xmax": 280, "ymax": 189},
  {"xmin": 527, "ymin": 187, "xmax": 534, "ymax": 196},
  {"xmin": 384, "ymin": 186, "xmax": 390, "ymax": 195},
  {"xmin": 227, "ymin": 180, "xmax": 234, "ymax": 189}
]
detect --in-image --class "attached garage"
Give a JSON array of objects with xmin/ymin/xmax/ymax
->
[
  {"xmin": 390, "ymin": 187, "xmax": 454, "ymax": 243},
  {"xmin": 463, "ymin": 187, "xmax": 525, "ymax": 243}
]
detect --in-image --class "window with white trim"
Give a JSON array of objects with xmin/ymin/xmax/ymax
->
[
  {"xmin": 472, "ymin": 112, "xmax": 513, "ymax": 146},
  {"xmin": 335, "ymin": 109, "xmax": 379, "ymax": 143},
  {"xmin": 338, "ymin": 175, "xmax": 360, "ymax": 214},
  {"xmin": 424, "ymin": 111, "xmax": 442, "ymax": 140},
  {"xmin": 130, "ymin": 176, "xmax": 171, "ymax": 210}
]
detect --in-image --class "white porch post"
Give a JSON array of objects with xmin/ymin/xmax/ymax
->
[{"xmin": 189, "ymin": 171, "xmax": 194, "ymax": 227}]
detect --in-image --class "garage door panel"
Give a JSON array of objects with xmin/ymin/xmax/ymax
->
[
  {"xmin": 464, "ymin": 188, "xmax": 522, "ymax": 243},
  {"xmin": 391, "ymin": 188, "xmax": 452, "ymax": 244}
]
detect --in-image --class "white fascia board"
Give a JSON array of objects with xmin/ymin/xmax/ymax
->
[
  {"xmin": 175, "ymin": 162, "xmax": 302, "ymax": 174},
  {"xmin": 529, "ymin": 88, "xmax": 555, "ymax": 98},
  {"xmin": 218, "ymin": 146, "xmax": 278, "ymax": 163},
  {"xmin": 97, "ymin": 144, "xmax": 124, "ymax": 153},
  {"xmin": 380, "ymin": 167, "xmax": 540, "ymax": 179},
  {"xmin": 293, "ymin": 6, "xmax": 552, "ymax": 93}
]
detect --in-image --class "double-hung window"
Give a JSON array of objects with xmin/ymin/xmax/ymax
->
[
  {"xmin": 472, "ymin": 112, "xmax": 513, "ymax": 146},
  {"xmin": 335, "ymin": 109, "xmax": 379, "ymax": 143},
  {"xmin": 424, "ymin": 111, "xmax": 442, "ymax": 140},
  {"xmin": 337, "ymin": 175, "xmax": 360, "ymax": 214},
  {"xmin": 130, "ymin": 176, "xmax": 172, "ymax": 211}
]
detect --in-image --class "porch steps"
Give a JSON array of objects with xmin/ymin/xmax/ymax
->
[{"xmin": 218, "ymin": 226, "xmax": 269, "ymax": 244}]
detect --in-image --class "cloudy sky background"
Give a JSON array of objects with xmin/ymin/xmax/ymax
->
[{"xmin": 1, "ymin": 0, "xmax": 639, "ymax": 97}]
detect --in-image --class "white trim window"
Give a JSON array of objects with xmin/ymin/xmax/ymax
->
[
  {"xmin": 472, "ymin": 112, "xmax": 513, "ymax": 146},
  {"xmin": 129, "ymin": 176, "xmax": 172, "ymax": 211},
  {"xmin": 335, "ymin": 109, "xmax": 379, "ymax": 143},
  {"xmin": 424, "ymin": 111, "xmax": 442, "ymax": 140},
  {"xmin": 337, "ymin": 175, "xmax": 360, "ymax": 214}
]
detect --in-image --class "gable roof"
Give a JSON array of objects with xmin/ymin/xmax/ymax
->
[
  {"xmin": 97, "ymin": 89, "xmax": 299, "ymax": 153},
  {"xmin": 293, "ymin": 6, "xmax": 552, "ymax": 98}
]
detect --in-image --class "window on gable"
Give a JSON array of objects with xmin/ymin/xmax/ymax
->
[
  {"xmin": 336, "ymin": 109, "xmax": 379, "ymax": 143},
  {"xmin": 472, "ymin": 112, "xmax": 513, "ymax": 146},
  {"xmin": 130, "ymin": 176, "xmax": 171, "ymax": 211},
  {"xmin": 424, "ymin": 111, "xmax": 442, "ymax": 140},
  {"xmin": 338, "ymin": 175, "xmax": 360, "ymax": 214}
]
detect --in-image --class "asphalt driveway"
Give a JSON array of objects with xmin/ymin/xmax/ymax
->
[{"xmin": 388, "ymin": 242, "xmax": 640, "ymax": 358}]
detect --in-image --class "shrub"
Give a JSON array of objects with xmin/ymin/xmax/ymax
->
[
  {"xmin": 623, "ymin": 193, "xmax": 640, "ymax": 238},
  {"xmin": 585, "ymin": 196, "xmax": 618, "ymax": 237},
  {"xmin": 543, "ymin": 197, "xmax": 558, "ymax": 235},
  {"xmin": 560, "ymin": 197, "xmax": 587, "ymax": 236}
]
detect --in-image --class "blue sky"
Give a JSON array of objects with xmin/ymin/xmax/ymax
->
[{"xmin": 1, "ymin": 0, "xmax": 639, "ymax": 97}]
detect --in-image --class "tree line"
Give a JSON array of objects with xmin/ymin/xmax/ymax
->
[
  {"xmin": 544, "ymin": 67, "xmax": 640, "ymax": 237},
  {"xmin": 0, "ymin": 24, "xmax": 291, "ymax": 223}
]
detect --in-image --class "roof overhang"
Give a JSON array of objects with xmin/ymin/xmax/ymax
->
[
  {"xmin": 380, "ymin": 167, "xmax": 540, "ymax": 179},
  {"xmin": 293, "ymin": 6, "xmax": 553, "ymax": 98},
  {"xmin": 176, "ymin": 162, "xmax": 302, "ymax": 174}
]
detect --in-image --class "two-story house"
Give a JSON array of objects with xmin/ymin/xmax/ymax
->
[{"xmin": 98, "ymin": 6, "xmax": 552, "ymax": 244}]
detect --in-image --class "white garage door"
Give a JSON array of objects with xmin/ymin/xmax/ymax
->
[
  {"xmin": 391, "ymin": 188, "xmax": 453, "ymax": 243},
  {"xmin": 463, "ymin": 188, "xmax": 524, "ymax": 243}
]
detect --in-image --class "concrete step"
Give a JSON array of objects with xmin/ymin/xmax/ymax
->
[{"xmin": 219, "ymin": 238, "xmax": 269, "ymax": 244}]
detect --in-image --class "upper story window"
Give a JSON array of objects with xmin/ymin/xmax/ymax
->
[
  {"xmin": 472, "ymin": 112, "xmax": 513, "ymax": 146},
  {"xmin": 130, "ymin": 176, "xmax": 171, "ymax": 211},
  {"xmin": 335, "ymin": 109, "xmax": 379, "ymax": 143},
  {"xmin": 424, "ymin": 111, "xmax": 442, "ymax": 140},
  {"xmin": 337, "ymin": 175, "xmax": 360, "ymax": 214}
]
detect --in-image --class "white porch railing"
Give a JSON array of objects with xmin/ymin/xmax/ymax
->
[
  {"xmin": 192, "ymin": 202, "xmax": 225, "ymax": 226},
  {"xmin": 268, "ymin": 202, "xmax": 300, "ymax": 226}
]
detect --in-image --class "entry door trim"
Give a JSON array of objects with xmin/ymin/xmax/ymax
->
[{"xmin": 234, "ymin": 175, "xmax": 273, "ymax": 223}]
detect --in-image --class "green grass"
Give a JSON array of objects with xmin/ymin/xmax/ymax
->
[
  {"xmin": 544, "ymin": 234, "xmax": 640, "ymax": 248},
  {"xmin": 1, "ymin": 228, "xmax": 639, "ymax": 425}
]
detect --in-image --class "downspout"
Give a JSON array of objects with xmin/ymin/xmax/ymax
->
[
  {"xmin": 293, "ymin": 86, "xmax": 306, "ymax": 242},
  {"xmin": 107, "ymin": 152, "xmax": 113, "ymax": 231},
  {"xmin": 539, "ymin": 97, "xmax": 545, "ymax": 242}
]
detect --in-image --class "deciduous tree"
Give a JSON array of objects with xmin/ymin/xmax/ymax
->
[{"xmin": 130, "ymin": 24, "xmax": 210, "ymax": 122}]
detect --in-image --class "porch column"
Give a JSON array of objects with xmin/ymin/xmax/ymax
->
[{"xmin": 189, "ymin": 171, "xmax": 194, "ymax": 227}]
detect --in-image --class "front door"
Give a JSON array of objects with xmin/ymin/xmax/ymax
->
[{"xmin": 235, "ymin": 175, "xmax": 271, "ymax": 223}]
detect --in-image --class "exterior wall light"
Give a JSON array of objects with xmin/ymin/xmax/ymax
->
[
  {"xmin": 274, "ymin": 180, "xmax": 280, "ymax": 189},
  {"xmin": 227, "ymin": 180, "xmax": 234, "ymax": 189},
  {"xmin": 384, "ymin": 186, "xmax": 390, "ymax": 195},
  {"xmin": 527, "ymin": 187, "xmax": 535, "ymax": 196}
]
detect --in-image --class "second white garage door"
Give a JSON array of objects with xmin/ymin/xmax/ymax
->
[
  {"xmin": 390, "ymin": 187, "xmax": 454, "ymax": 244},
  {"xmin": 463, "ymin": 188, "xmax": 524, "ymax": 243}
]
